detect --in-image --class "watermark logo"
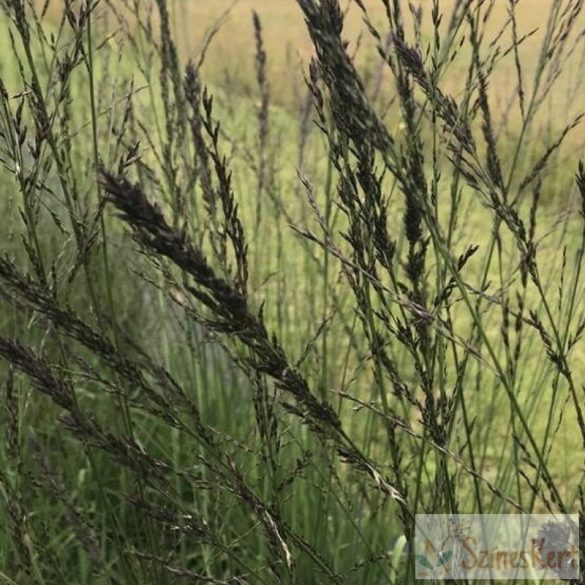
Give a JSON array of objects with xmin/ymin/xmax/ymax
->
[{"xmin": 415, "ymin": 514, "xmax": 580, "ymax": 580}]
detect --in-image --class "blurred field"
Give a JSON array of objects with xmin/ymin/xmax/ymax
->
[
  {"xmin": 172, "ymin": 0, "xmax": 585, "ymax": 127},
  {"xmin": 37, "ymin": 0, "xmax": 585, "ymax": 129}
]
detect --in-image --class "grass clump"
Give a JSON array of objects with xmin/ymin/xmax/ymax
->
[{"xmin": 0, "ymin": 0, "xmax": 584, "ymax": 583}]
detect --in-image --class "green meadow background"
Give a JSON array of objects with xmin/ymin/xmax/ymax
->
[{"xmin": 0, "ymin": 1, "xmax": 583, "ymax": 583}]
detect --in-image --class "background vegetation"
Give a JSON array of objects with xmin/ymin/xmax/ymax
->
[{"xmin": 0, "ymin": 0, "xmax": 584, "ymax": 583}]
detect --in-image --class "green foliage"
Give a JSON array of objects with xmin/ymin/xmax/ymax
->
[{"xmin": 0, "ymin": 1, "xmax": 583, "ymax": 583}]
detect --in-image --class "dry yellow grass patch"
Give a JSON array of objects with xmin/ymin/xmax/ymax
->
[
  {"xmin": 33, "ymin": 1, "xmax": 585, "ymax": 146},
  {"xmin": 165, "ymin": 0, "xmax": 584, "ymax": 144},
  {"xmin": 38, "ymin": 2, "xmax": 584, "ymax": 103}
]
